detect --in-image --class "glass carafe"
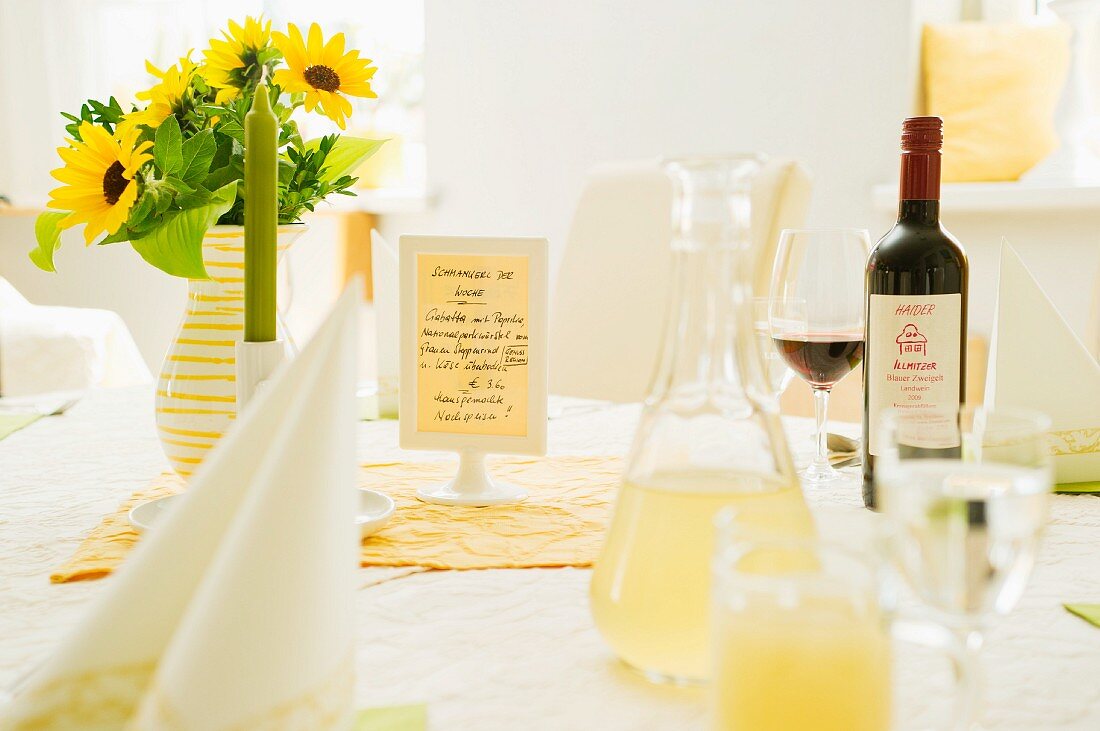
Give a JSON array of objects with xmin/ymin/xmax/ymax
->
[{"xmin": 589, "ymin": 155, "xmax": 812, "ymax": 685}]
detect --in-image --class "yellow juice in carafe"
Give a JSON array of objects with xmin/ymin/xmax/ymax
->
[{"xmin": 589, "ymin": 470, "xmax": 812, "ymax": 683}]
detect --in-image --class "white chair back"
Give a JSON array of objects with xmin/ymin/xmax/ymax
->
[
  {"xmin": 550, "ymin": 158, "xmax": 812, "ymax": 402},
  {"xmin": 0, "ymin": 276, "xmax": 150, "ymax": 396}
]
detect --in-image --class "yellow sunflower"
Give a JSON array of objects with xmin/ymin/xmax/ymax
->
[
  {"xmin": 127, "ymin": 55, "xmax": 199, "ymax": 130},
  {"xmin": 272, "ymin": 23, "xmax": 377, "ymax": 130},
  {"xmin": 48, "ymin": 122, "xmax": 153, "ymax": 244},
  {"xmin": 202, "ymin": 16, "xmax": 272, "ymax": 104}
]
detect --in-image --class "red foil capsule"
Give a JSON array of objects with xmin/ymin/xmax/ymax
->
[{"xmin": 899, "ymin": 116, "xmax": 943, "ymax": 201}]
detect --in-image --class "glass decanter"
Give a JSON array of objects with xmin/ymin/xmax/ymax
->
[{"xmin": 589, "ymin": 155, "xmax": 811, "ymax": 685}]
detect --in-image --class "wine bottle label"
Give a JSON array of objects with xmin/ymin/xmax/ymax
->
[{"xmin": 867, "ymin": 293, "xmax": 962, "ymax": 455}]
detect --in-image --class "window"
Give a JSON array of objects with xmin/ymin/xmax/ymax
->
[{"xmin": 0, "ymin": 0, "xmax": 424, "ymax": 203}]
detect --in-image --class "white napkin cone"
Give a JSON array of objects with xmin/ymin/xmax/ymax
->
[
  {"xmin": 2, "ymin": 283, "xmax": 361, "ymax": 730},
  {"xmin": 985, "ymin": 243, "xmax": 1100, "ymax": 484}
]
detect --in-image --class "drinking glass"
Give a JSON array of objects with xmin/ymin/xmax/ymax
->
[
  {"xmin": 769, "ymin": 228, "xmax": 870, "ymax": 483},
  {"xmin": 877, "ymin": 406, "xmax": 1053, "ymax": 730},
  {"xmin": 751, "ymin": 297, "xmax": 793, "ymax": 400},
  {"xmin": 711, "ymin": 530, "xmax": 893, "ymax": 731}
]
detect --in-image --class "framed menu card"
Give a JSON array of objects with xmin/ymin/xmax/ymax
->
[{"xmin": 399, "ymin": 235, "xmax": 548, "ymax": 467}]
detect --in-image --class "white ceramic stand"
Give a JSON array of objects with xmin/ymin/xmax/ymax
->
[
  {"xmin": 416, "ymin": 449, "xmax": 528, "ymax": 506},
  {"xmin": 1022, "ymin": 0, "xmax": 1100, "ymax": 184},
  {"xmin": 236, "ymin": 339, "xmax": 286, "ymax": 411}
]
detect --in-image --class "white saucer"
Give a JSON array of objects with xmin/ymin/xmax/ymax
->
[
  {"xmin": 128, "ymin": 494, "xmax": 181, "ymax": 533},
  {"xmin": 355, "ymin": 489, "xmax": 396, "ymax": 537},
  {"xmin": 128, "ymin": 489, "xmax": 396, "ymax": 538}
]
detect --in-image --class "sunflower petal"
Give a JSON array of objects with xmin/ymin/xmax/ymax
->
[
  {"xmin": 322, "ymin": 32, "xmax": 345, "ymax": 67},
  {"xmin": 306, "ymin": 23, "xmax": 324, "ymax": 62}
]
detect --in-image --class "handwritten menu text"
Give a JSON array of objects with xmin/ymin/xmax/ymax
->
[{"xmin": 416, "ymin": 253, "xmax": 529, "ymax": 437}]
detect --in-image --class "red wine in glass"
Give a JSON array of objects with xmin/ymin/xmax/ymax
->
[{"xmin": 772, "ymin": 333, "xmax": 864, "ymax": 388}]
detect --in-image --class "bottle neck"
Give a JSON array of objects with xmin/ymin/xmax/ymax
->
[
  {"xmin": 897, "ymin": 151, "xmax": 941, "ymax": 225},
  {"xmin": 897, "ymin": 199, "xmax": 940, "ymax": 226},
  {"xmin": 655, "ymin": 243, "xmax": 747, "ymax": 400}
]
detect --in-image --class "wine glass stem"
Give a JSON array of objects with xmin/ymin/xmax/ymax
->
[
  {"xmin": 952, "ymin": 627, "xmax": 984, "ymax": 731},
  {"xmin": 811, "ymin": 386, "xmax": 831, "ymax": 473}
]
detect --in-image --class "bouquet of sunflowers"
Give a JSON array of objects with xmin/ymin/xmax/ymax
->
[{"xmin": 30, "ymin": 17, "xmax": 384, "ymax": 278}]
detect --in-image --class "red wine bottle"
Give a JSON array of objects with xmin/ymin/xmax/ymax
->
[{"xmin": 862, "ymin": 116, "xmax": 968, "ymax": 508}]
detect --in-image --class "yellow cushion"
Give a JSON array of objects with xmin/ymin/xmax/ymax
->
[{"xmin": 922, "ymin": 22, "xmax": 1070, "ymax": 182}]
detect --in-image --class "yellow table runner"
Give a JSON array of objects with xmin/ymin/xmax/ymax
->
[{"xmin": 52, "ymin": 455, "xmax": 621, "ymax": 583}]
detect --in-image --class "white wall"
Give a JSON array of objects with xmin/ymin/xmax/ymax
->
[
  {"xmin": 395, "ymin": 0, "xmax": 1097, "ymax": 346},
  {"xmin": 3, "ymin": 0, "xmax": 1096, "ymax": 373},
  {"xmin": 389, "ymin": 0, "xmax": 917, "ymax": 283}
]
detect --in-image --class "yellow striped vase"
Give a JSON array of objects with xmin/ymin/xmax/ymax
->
[{"xmin": 156, "ymin": 225, "xmax": 306, "ymax": 478}]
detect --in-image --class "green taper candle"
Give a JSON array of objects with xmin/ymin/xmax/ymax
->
[{"xmin": 244, "ymin": 83, "xmax": 278, "ymax": 342}]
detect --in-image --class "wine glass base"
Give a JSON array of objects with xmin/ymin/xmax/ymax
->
[
  {"xmin": 621, "ymin": 660, "xmax": 705, "ymax": 688},
  {"xmin": 799, "ymin": 465, "xmax": 841, "ymax": 484}
]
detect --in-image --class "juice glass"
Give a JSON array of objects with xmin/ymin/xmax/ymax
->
[{"xmin": 711, "ymin": 536, "xmax": 892, "ymax": 731}]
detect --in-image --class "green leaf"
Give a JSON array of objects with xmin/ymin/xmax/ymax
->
[
  {"xmin": 163, "ymin": 176, "xmax": 196, "ymax": 196},
  {"xmin": 304, "ymin": 136, "xmax": 386, "ymax": 183},
  {"xmin": 179, "ymin": 129, "xmax": 217, "ymax": 185},
  {"xmin": 126, "ymin": 192, "xmax": 156, "ymax": 231},
  {"xmin": 218, "ymin": 118, "xmax": 245, "ymax": 145},
  {"xmin": 210, "ymin": 134, "xmax": 236, "ymax": 169},
  {"xmin": 154, "ymin": 190, "xmax": 175, "ymax": 215},
  {"xmin": 203, "ymin": 163, "xmax": 242, "ymax": 194},
  {"xmin": 129, "ymin": 181, "xmax": 237, "ymax": 278},
  {"xmin": 355, "ymin": 704, "xmax": 427, "ymax": 731},
  {"xmin": 29, "ymin": 212, "xmax": 69, "ymax": 272},
  {"xmin": 154, "ymin": 115, "xmax": 183, "ymax": 174},
  {"xmin": 1065, "ymin": 603, "xmax": 1100, "ymax": 628},
  {"xmin": 95, "ymin": 228, "xmax": 131, "ymax": 245},
  {"xmin": 175, "ymin": 186, "xmax": 213, "ymax": 209}
]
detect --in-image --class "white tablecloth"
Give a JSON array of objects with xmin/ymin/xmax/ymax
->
[{"xmin": 1, "ymin": 388, "xmax": 1098, "ymax": 730}]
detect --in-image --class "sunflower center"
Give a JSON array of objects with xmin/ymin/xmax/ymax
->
[
  {"xmin": 101, "ymin": 161, "xmax": 128, "ymax": 205},
  {"xmin": 303, "ymin": 65, "xmax": 340, "ymax": 92}
]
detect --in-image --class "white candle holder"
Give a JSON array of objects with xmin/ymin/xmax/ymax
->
[{"xmin": 236, "ymin": 340, "xmax": 286, "ymax": 410}]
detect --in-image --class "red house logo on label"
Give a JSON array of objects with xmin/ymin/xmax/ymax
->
[{"xmin": 896, "ymin": 323, "xmax": 927, "ymax": 357}]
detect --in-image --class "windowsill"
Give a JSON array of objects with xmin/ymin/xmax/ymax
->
[
  {"xmin": 872, "ymin": 181, "xmax": 1100, "ymax": 213},
  {"xmin": 317, "ymin": 187, "xmax": 434, "ymax": 216}
]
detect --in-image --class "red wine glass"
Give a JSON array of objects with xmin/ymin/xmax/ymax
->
[{"xmin": 769, "ymin": 228, "xmax": 870, "ymax": 484}]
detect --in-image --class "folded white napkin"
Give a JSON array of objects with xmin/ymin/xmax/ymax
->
[
  {"xmin": 986, "ymin": 243, "xmax": 1100, "ymax": 484},
  {"xmin": 2, "ymin": 284, "xmax": 360, "ymax": 730}
]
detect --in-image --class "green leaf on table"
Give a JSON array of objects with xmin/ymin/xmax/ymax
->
[
  {"xmin": 305, "ymin": 135, "xmax": 386, "ymax": 183},
  {"xmin": 1055, "ymin": 481, "xmax": 1100, "ymax": 494},
  {"xmin": 179, "ymin": 129, "xmax": 217, "ymax": 186},
  {"xmin": 153, "ymin": 115, "xmax": 183, "ymax": 174},
  {"xmin": 0, "ymin": 413, "xmax": 42, "ymax": 441},
  {"xmin": 129, "ymin": 181, "xmax": 236, "ymax": 278},
  {"xmin": 1064, "ymin": 603, "xmax": 1100, "ymax": 627},
  {"xmin": 29, "ymin": 212, "xmax": 68, "ymax": 272},
  {"xmin": 355, "ymin": 704, "xmax": 427, "ymax": 731}
]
